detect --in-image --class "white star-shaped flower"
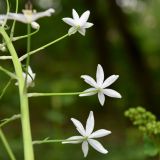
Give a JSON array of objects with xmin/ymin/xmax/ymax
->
[
  {"xmin": 80, "ymin": 64, "xmax": 122, "ymax": 106},
  {"xmin": 63, "ymin": 111, "xmax": 111, "ymax": 157},
  {"xmin": 15, "ymin": 66, "xmax": 36, "ymax": 87},
  {"xmin": 62, "ymin": 9, "xmax": 93, "ymax": 36},
  {"xmin": 0, "ymin": 8, "xmax": 55, "ymax": 29}
]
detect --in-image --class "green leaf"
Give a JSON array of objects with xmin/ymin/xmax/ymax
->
[{"xmin": 143, "ymin": 135, "xmax": 159, "ymax": 157}]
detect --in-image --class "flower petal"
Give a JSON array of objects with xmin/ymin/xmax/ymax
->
[
  {"xmin": 79, "ymin": 10, "xmax": 90, "ymax": 26},
  {"xmin": 81, "ymin": 75, "xmax": 97, "ymax": 87},
  {"xmin": 83, "ymin": 22, "xmax": 94, "ymax": 28},
  {"xmin": 78, "ymin": 28, "xmax": 86, "ymax": 36},
  {"xmin": 72, "ymin": 9, "xmax": 79, "ymax": 21},
  {"xmin": 71, "ymin": 118, "xmax": 86, "ymax": 136},
  {"xmin": 86, "ymin": 111, "xmax": 94, "ymax": 136},
  {"xmin": 88, "ymin": 139, "xmax": 108, "ymax": 154},
  {"xmin": 62, "ymin": 18, "xmax": 76, "ymax": 26},
  {"xmin": 62, "ymin": 136, "xmax": 83, "ymax": 144},
  {"xmin": 98, "ymin": 92, "xmax": 105, "ymax": 106},
  {"xmin": 32, "ymin": 8, "xmax": 55, "ymax": 21},
  {"xmin": 82, "ymin": 141, "xmax": 89, "ymax": 157},
  {"xmin": 102, "ymin": 75, "xmax": 119, "ymax": 88},
  {"xmin": 89, "ymin": 129, "xmax": 111, "ymax": 139},
  {"xmin": 96, "ymin": 64, "xmax": 104, "ymax": 86},
  {"xmin": 103, "ymin": 89, "xmax": 122, "ymax": 98},
  {"xmin": 79, "ymin": 88, "xmax": 97, "ymax": 97},
  {"xmin": 8, "ymin": 13, "xmax": 27, "ymax": 23}
]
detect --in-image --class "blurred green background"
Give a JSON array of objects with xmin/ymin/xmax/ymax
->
[{"xmin": 0, "ymin": 0, "xmax": 160, "ymax": 159}]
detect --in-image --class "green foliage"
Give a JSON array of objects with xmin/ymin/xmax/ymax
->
[
  {"xmin": 125, "ymin": 106, "xmax": 160, "ymax": 157},
  {"xmin": 143, "ymin": 134, "xmax": 159, "ymax": 157}
]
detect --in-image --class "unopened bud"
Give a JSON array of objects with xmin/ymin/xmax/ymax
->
[{"xmin": 31, "ymin": 22, "xmax": 40, "ymax": 29}]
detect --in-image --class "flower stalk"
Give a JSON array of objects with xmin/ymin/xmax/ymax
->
[
  {"xmin": 0, "ymin": 27, "xmax": 34, "ymax": 160},
  {"xmin": 19, "ymin": 33, "xmax": 69, "ymax": 61},
  {"xmin": 0, "ymin": 129, "xmax": 16, "ymax": 160},
  {"xmin": 27, "ymin": 90, "xmax": 98, "ymax": 98}
]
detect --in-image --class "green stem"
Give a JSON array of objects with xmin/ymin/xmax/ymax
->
[
  {"xmin": 0, "ymin": 56, "xmax": 12, "ymax": 60},
  {"xmin": 2, "ymin": 0, "xmax": 10, "ymax": 28},
  {"xmin": 0, "ymin": 78, "xmax": 12, "ymax": 99},
  {"xmin": 0, "ymin": 114, "xmax": 21, "ymax": 128},
  {"xmin": 0, "ymin": 66, "xmax": 17, "ymax": 79},
  {"xmin": 28, "ymin": 90, "xmax": 98, "ymax": 98},
  {"xmin": 0, "ymin": 129, "xmax": 16, "ymax": 160},
  {"xmin": 25, "ymin": 24, "xmax": 31, "ymax": 89},
  {"xmin": 19, "ymin": 33, "xmax": 69, "ymax": 61},
  {"xmin": 12, "ymin": 28, "xmax": 39, "ymax": 41},
  {"xmin": 0, "ymin": 27, "xmax": 34, "ymax": 160},
  {"xmin": 33, "ymin": 139, "xmax": 65, "ymax": 145},
  {"xmin": 33, "ymin": 138, "xmax": 83, "ymax": 145},
  {"xmin": 10, "ymin": 0, "xmax": 18, "ymax": 39}
]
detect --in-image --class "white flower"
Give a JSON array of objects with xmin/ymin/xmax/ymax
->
[
  {"xmin": 15, "ymin": 66, "xmax": 36, "ymax": 87},
  {"xmin": 62, "ymin": 111, "xmax": 111, "ymax": 157},
  {"xmin": 0, "ymin": 8, "xmax": 55, "ymax": 29},
  {"xmin": 80, "ymin": 64, "xmax": 122, "ymax": 106},
  {"xmin": 62, "ymin": 9, "xmax": 93, "ymax": 36}
]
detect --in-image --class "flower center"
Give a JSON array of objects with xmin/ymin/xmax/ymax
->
[{"xmin": 22, "ymin": 9, "xmax": 33, "ymax": 23}]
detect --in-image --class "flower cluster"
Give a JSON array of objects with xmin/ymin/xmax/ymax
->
[
  {"xmin": 0, "ymin": 6, "xmax": 122, "ymax": 158},
  {"xmin": 125, "ymin": 106, "xmax": 160, "ymax": 135}
]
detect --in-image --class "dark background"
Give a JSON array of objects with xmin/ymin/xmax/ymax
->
[{"xmin": 0, "ymin": 0, "xmax": 160, "ymax": 159}]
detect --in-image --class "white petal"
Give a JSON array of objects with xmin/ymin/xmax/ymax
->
[
  {"xmin": 83, "ymin": 22, "xmax": 94, "ymax": 28},
  {"xmin": 62, "ymin": 18, "xmax": 76, "ymax": 26},
  {"xmin": 89, "ymin": 129, "xmax": 111, "ymax": 139},
  {"xmin": 88, "ymin": 139, "xmax": 108, "ymax": 154},
  {"xmin": 98, "ymin": 92, "xmax": 105, "ymax": 106},
  {"xmin": 86, "ymin": 111, "xmax": 94, "ymax": 136},
  {"xmin": 68, "ymin": 27, "xmax": 77, "ymax": 36},
  {"xmin": 79, "ymin": 88, "xmax": 97, "ymax": 97},
  {"xmin": 102, "ymin": 75, "xmax": 119, "ymax": 88},
  {"xmin": 96, "ymin": 64, "xmax": 104, "ymax": 86},
  {"xmin": 31, "ymin": 22, "xmax": 40, "ymax": 29},
  {"xmin": 81, "ymin": 75, "xmax": 97, "ymax": 87},
  {"xmin": 78, "ymin": 28, "xmax": 86, "ymax": 36},
  {"xmin": 71, "ymin": 118, "xmax": 86, "ymax": 136},
  {"xmin": 62, "ymin": 136, "xmax": 83, "ymax": 144},
  {"xmin": 8, "ymin": 13, "xmax": 27, "ymax": 23},
  {"xmin": 79, "ymin": 10, "xmax": 90, "ymax": 26},
  {"xmin": 32, "ymin": 8, "xmax": 55, "ymax": 21},
  {"xmin": 72, "ymin": 9, "xmax": 79, "ymax": 21},
  {"xmin": 103, "ymin": 89, "xmax": 122, "ymax": 98},
  {"xmin": 82, "ymin": 141, "xmax": 89, "ymax": 157}
]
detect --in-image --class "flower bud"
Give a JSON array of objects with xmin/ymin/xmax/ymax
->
[{"xmin": 31, "ymin": 22, "xmax": 40, "ymax": 29}]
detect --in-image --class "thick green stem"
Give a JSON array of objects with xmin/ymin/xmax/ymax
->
[
  {"xmin": 0, "ymin": 129, "xmax": 16, "ymax": 160},
  {"xmin": 0, "ymin": 27, "xmax": 34, "ymax": 160}
]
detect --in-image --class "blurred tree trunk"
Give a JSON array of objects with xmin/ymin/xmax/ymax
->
[
  {"xmin": 107, "ymin": 0, "xmax": 157, "ymax": 113},
  {"xmin": 85, "ymin": 0, "xmax": 113, "ymax": 75}
]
